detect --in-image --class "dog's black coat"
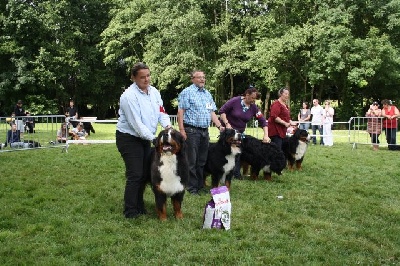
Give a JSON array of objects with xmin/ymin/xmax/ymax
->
[
  {"xmin": 204, "ymin": 128, "xmax": 241, "ymax": 189},
  {"xmin": 150, "ymin": 128, "xmax": 188, "ymax": 220},
  {"xmin": 82, "ymin": 122, "xmax": 95, "ymax": 135},
  {"xmin": 282, "ymin": 129, "xmax": 309, "ymax": 170},
  {"xmin": 240, "ymin": 135, "xmax": 286, "ymax": 180}
]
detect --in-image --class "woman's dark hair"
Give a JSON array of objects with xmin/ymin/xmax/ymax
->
[
  {"xmin": 302, "ymin": 102, "xmax": 309, "ymax": 109},
  {"xmin": 60, "ymin": 123, "xmax": 67, "ymax": 137},
  {"xmin": 243, "ymin": 86, "xmax": 258, "ymax": 97},
  {"xmin": 381, "ymin": 99, "xmax": 392, "ymax": 105},
  {"xmin": 278, "ymin": 87, "xmax": 289, "ymax": 96},
  {"xmin": 130, "ymin": 62, "xmax": 149, "ymax": 77}
]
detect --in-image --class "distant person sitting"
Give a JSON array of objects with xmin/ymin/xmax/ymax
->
[
  {"xmin": 76, "ymin": 115, "xmax": 96, "ymax": 136},
  {"xmin": 57, "ymin": 123, "xmax": 69, "ymax": 143},
  {"xmin": 5, "ymin": 122, "xmax": 30, "ymax": 148},
  {"xmin": 71, "ymin": 123, "xmax": 87, "ymax": 140}
]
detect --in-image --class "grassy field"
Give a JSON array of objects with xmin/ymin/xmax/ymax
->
[{"xmin": 0, "ymin": 124, "xmax": 399, "ymax": 265}]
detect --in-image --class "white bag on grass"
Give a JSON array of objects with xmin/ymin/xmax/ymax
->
[{"xmin": 202, "ymin": 186, "xmax": 231, "ymax": 230}]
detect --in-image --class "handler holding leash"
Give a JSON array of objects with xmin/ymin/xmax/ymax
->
[
  {"xmin": 219, "ymin": 86, "xmax": 270, "ymax": 179},
  {"xmin": 268, "ymin": 87, "xmax": 293, "ymax": 150},
  {"xmin": 177, "ymin": 70, "xmax": 222, "ymax": 195},
  {"xmin": 116, "ymin": 62, "xmax": 171, "ymax": 219}
]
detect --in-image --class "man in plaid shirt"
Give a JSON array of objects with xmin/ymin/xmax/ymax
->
[{"xmin": 177, "ymin": 70, "xmax": 222, "ymax": 195}]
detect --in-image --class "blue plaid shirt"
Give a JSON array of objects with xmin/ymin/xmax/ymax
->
[{"xmin": 178, "ymin": 84, "xmax": 217, "ymax": 128}]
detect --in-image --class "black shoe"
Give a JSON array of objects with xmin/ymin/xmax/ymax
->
[
  {"xmin": 234, "ymin": 175, "xmax": 243, "ymax": 180},
  {"xmin": 188, "ymin": 190, "xmax": 200, "ymax": 196},
  {"xmin": 138, "ymin": 209, "xmax": 147, "ymax": 215},
  {"xmin": 125, "ymin": 212, "xmax": 141, "ymax": 219}
]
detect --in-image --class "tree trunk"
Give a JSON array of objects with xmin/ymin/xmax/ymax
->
[
  {"xmin": 264, "ymin": 90, "xmax": 270, "ymax": 117},
  {"xmin": 229, "ymin": 72, "xmax": 234, "ymax": 98}
]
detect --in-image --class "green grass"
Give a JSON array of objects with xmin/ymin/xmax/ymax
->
[{"xmin": 0, "ymin": 124, "xmax": 399, "ymax": 265}]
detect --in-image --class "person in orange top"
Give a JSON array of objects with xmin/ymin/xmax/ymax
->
[{"xmin": 381, "ymin": 99, "xmax": 399, "ymax": 150}]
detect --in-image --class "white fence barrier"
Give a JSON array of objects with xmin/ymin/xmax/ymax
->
[
  {"xmin": 1, "ymin": 115, "xmax": 398, "ymax": 153},
  {"xmin": 348, "ymin": 116, "xmax": 399, "ymax": 149},
  {"xmin": 0, "ymin": 115, "xmax": 66, "ymax": 152}
]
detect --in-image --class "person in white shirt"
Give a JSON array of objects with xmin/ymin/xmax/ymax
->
[
  {"xmin": 116, "ymin": 62, "xmax": 171, "ymax": 219},
  {"xmin": 322, "ymin": 100, "xmax": 335, "ymax": 146},
  {"xmin": 310, "ymin": 99, "xmax": 324, "ymax": 145}
]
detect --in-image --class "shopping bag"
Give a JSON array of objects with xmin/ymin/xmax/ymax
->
[{"xmin": 202, "ymin": 186, "xmax": 231, "ymax": 230}]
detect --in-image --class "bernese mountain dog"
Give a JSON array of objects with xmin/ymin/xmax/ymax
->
[
  {"xmin": 282, "ymin": 128, "xmax": 309, "ymax": 170},
  {"xmin": 240, "ymin": 135, "xmax": 286, "ymax": 181},
  {"xmin": 150, "ymin": 128, "xmax": 188, "ymax": 221},
  {"xmin": 204, "ymin": 128, "xmax": 242, "ymax": 190}
]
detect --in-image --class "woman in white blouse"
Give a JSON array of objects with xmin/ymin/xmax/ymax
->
[{"xmin": 322, "ymin": 100, "xmax": 335, "ymax": 146}]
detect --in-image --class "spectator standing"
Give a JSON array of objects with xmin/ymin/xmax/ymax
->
[
  {"xmin": 13, "ymin": 100, "xmax": 26, "ymax": 138},
  {"xmin": 66, "ymin": 99, "xmax": 78, "ymax": 127},
  {"xmin": 268, "ymin": 87, "xmax": 292, "ymax": 150},
  {"xmin": 298, "ymin": 102, "xmax": 311, "ymax": 130},
  {"xmin": 219, "ymin": 86, "xmax": 269, "ymax": 179},
  {"xmin": 366, "ymin": 101, "xmax": 382, "ymax": 151},
  {"xmin": 322, "ymin": 100, "xmax": 334, "ymax": 146},
  {"xmin": 310, "ymin": 99, "xmax": 324, "ymax": 145},
  {"xmin": 116, "ymin": 62, "xmax": 171, "ymax": 218},
  {"xmin": 381, "ymin": 99, "xmax": 399, "ymax": 150},
  {"xmin": 177, "ymin": 70, "xmax": 222, "ymax": 195}
]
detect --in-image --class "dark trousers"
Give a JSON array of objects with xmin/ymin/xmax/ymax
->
[
  {"xmin": 185, "ymin": 126, "xmax": 209, "ymax": 193},
  {"xmin": 233, "ymin": 154, "xmax": 241, "ymax": 178},
  {"xmin": 384, "ymin": 128, "xmax": 397, "ymax": 150},
  {"xmin": 369, "ymin": 133, "xmax": 380, "ymax": 144},
  {"xmin": 116, "ymin": 131, "xmax": 150, "ymax": 217},
  {"xmin": 311, "ymin": 125, "xmax": 324, "ymax": 145}
]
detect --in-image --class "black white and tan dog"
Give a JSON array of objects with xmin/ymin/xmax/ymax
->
[
  {"xmin": 240, "ymin": 135, "xmax": 286, "ymax": 181},
  {"xmin": 150, "ymin": 128, "xmax": 188, "ymax": 221},
  {"xmin": 204, "ymin": 128, "xmax": 242, "ymax": 189},
  {"xmin": 282, "ymin": 128, "xmax": 309, "ymax": 170}
]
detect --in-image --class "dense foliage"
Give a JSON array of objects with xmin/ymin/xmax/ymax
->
[{"xmin": 1, "ymin": 0, "xmax": 400, "ymax": 120}]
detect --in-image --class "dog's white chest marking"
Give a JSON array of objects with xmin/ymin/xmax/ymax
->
[
  {"xmin": 158, "ymin": 155, "xmax": 184, "ymax": 196},
  {"xmin": 295, "ymin": 141, "xmax": 307, "ymax": 160},
  {"xmin": 220, "ymin": 146, "xmax": 241, "ymax": 185},
  {"xmin": 262, "ymin": 165, "xmax": 271, "ymax": 173}
]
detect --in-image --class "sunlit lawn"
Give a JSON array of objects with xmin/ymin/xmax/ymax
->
[{"xmin": 0, "ymin": 123, "xmax": 399, "ymax": 265}]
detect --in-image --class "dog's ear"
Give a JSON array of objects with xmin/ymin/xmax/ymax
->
[
  {"xmin": 155, "ymin": 131, "xmax": 163, "ymax": 150},
  {"xmin": 220, "ymin": 129, "xmax": 227, "ymax": 139},
  {"xmin": 174, "ymin": 129, "xmax": 185, "ymax": 146},
  {"xmin": 293, "ymin": 128, "xmax": 301, "ymax": 138}
]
